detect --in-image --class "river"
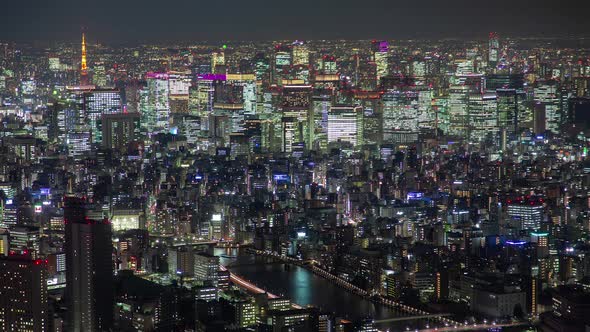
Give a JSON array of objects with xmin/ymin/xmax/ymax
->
[{"xmin": 214, "ymin": 248, "xmax": 434, "ymax": 331}]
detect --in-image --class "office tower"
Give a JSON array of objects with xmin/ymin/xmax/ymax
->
[
  {"xmin": 532, "ymin": 102, "xmax": 547, "ymax": 134},
  {"xmin": 193, "ymin": 253, "xmax": 220, "ymax": 285},
  {"xmin": 234, "ymin": 301, "xmax": 257, "ymax": 328},
  {"xmin": 382, "ymin": 90, "xmax": 419, "ymax": 143},
  {"xmin": 507, "ymin": 198, "xmax": 544, "ymax": 232},
  {"xmin": 281, "ymin": 85, "xmax": 313, "ymax": 151},
  {"xmin": 254, "ymin": 53, "xmax": 270, "ymax": 82},
  {"xmin": 320, "ymin": 55, "xmax": 338, "ymax": 75},
  {"xmin": 168, "ymin": 246, "xmax": 194, "ymax": 277},
  {"xmin": 64, "ymin": 196, "xmax": 113, "ymax": 332},
  {"xmin": 274, "ymin": 45, "xmax": 292, "ymax": 78},
  {"xmin": 8, "ymin": 225, "xmax": 40, "ymax": 259},
  {"xmin": 211, "ymin": 50, "xmax": 225, "ymax": 74},
  {"xmin": 486, "ymin": 74, "xmax": 525, "ymax": 91},
  {"xmin": 84, "ymin": 89, "xmax": 122, "ymax": 144},
  {"xmin": 92, "ymin": 62, "xmax": 107, "ymax": 87},
  {"xmin": 168, "ymin": 71, "xmax": 191, "ymax": 114},
  {"xmin": 226, "ymin": 74, "xmax": 257, "ymax": 116},
  {"xmin": 417, "ymin": 89, "xmax": 435, "ymax": 130},
  {"xmin": 80, "ymin": 33, "xmax": 89, "ymax": 86},
  {"xmin": 192, "ymin": 75, "xmax": 217, "ymax": 118},
  {"xmin": 448, "ymin": 85, "xmax": 472, "ymax": 137},
  {"xmin": 1, "ymin": 203, "xmax": 17, "ymax": 228},
  {"xmin": 178, "ymin": 115, "xmax": 201, "ymax": 145},
  {"xmin": 327, "ymin": 106, "xmax": 363, "ymax": 147},
  {"xmin": 101, "ymin": 112, "xmax": 140, "ymax": 152},
  {"xmin": 140, "ymin": 72, "xmax": 170, "ymax": 134},
  {"xmin": 468, "ymin": 93, "xmax": 498, "ymax": 142},
  {"xmin": 114, "ymin": 272, "xmax": 179, "ymax": 330},
  {"xmin": 49, "ymin": 89, "xmax": 87, "ymax": 145},
  {"xmin": 372, "ymin": 40, "xmax": 389, "ymax": 80},
  {"xmin": 292, "ymin": 41, "xmax": 309, "ymax": 66},
  {"xmin": 362, "ymin": 105, "xmax": 383, "ymax": 148},
  {"xmin": 488, "ymin": 32, "xmax": 500, "ymax": 67},
  {"xmin": 0, "ymin": 255, "xmax": 49, "ymax": 332},
  {"xmin": 568, "ymin": 97, "xmax": 590, "ymax": 129},
  {"xmin": 48, "ymin": 55, "xmax": 60, "ymax": 71},
  {"xmin": 66, "ymin": 130, "xmax": 91, "ymax": 158},
  {"xmin": 496, "ymin": 89, "xmax": 526, "ymax": 134},
  {"xmin": 312, "ymin": 94, "xmax": 332, "ymax": 152},
  {"xmin": 534, "ymin": 83, "xmax": 561, "ymax": 134}
]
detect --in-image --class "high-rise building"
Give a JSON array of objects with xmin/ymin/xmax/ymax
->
[
  {"xmin": 66, "ymin": 130, "xmax": 91, "ymax": 158},
  {"xmin": 496, "ymin": 89, "xmax": 527, "ymax": 134},
  {"xmin": 507, "ymin": 198, "xmax": 545, "ymax": 232},
  {"xmin": 534, "ymin": 83, "xmax": 561, "ymax": 133},
  {"xmin": 92, "ymin": 62, "xmax": 107, "ymax": 87},
  {"xmin": 193, "ymin": 253, "xmax": 220, "ymax": 285},
  {"xmin": 372, "ymin": 40, "xmax": 389, "ymax": 80},
  {"xmin": 64, "ymin": 196, "xmax": 114, "ymax": 332},
  {"xmin": 0, "ymin": 255, "xmax": 49, "ymax": 332},
  {"xmin": 101, "ymin": 112, "xmax": 140, "ymax": 152},
  {"xmin": 448, "ymin": 85, "xmax": 472, "ymax": 138},
  {"xmin": 211, "ymin": 51, "xmax": 226, "ymax": 74},
  {"xmin": 8, "ymin": 225, "xmax": 40, "ymax": 259},
  {"xmin": 281, "ymin": 85, "xmax": 313, "ymax": 151},
  {"xmin": 312, "ymin": 94, "xmax": 332, "ymax": 152},
  {"xmin": 468, "ymin": 93, "xmax": 498, "ymax": 142},
  {"xmin": 140, "ymin": 72, "xmax": 171, "ymax": 134},
  {"xmin": 83, "ymin": 89, "xmax": 122, "ymax": 144},
  {"xmin": 292, "ymin": 41, "xmax": 309, "ymax": 66},
  {"xmin": 327, "ymin": 106, "xmax": 363, "ymax": 147},
  {"xmin": 234, "ymin": 301, "xmax": 257, "ymax": 328},
  {"xmin": 168, "ymin": 246, "xmax": 194, "ymax": 277},
  {"xmin": 382, "ymin": 91, "xmax": 419, "ymax": 143},
  {"xmin": 488, "ymin": 32, "xmax": 500, "ymax": 67}
]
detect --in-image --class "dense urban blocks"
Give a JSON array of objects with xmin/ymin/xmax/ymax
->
[{"xmin": 0, "ymin": 30, "xmax": 589, "ymax": 332}]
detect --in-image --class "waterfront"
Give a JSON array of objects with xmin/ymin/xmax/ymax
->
[{"xmin": 215, "ymin": 248, "xmax": 423, "ymax": 330}]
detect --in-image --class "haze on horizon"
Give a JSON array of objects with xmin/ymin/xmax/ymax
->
[{"xmin": 0, "ymin": 0, "xmax": 588, "ymax": 43}]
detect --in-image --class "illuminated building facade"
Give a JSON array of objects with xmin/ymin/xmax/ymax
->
[
  {"xmin": 327, "ymin": 105, "xmax": 363, "ymax": 147},
  {"xmin": 83, "ymin": 88, "xmax": 122, "ymax": 144},
  {"xmin": 507, "ymin": 198, "xmax": 544, "ymax": 232},
  {"xmin": 0, "ymin": 256, "xmax": 48, "ymax": 332},
  {"xmin": 140, "ymin": 72, "xmax": 170, "ymax": 134},
  {"xmin": 468, "ymin": 93, "xmax": 498, "ymax": 142},
  {"xmin": 382, "ymin": 91, "xmax": 419, "ymax": 143},
  {"xmin": 488, "ymin": 32, "xmax": 500, "ymax": 66}
]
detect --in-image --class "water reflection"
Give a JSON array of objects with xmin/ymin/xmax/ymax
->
[{"xmin": 215, "ymin": 248, "xmax": 398, "ymax": 321}]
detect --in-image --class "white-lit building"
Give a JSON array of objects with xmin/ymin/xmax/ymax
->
[{"xmin": 327, "ymin": 106, "xmax": 363, "ymax": 146}]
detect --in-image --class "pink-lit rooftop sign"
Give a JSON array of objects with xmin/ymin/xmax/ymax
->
[
  {"xmin": 197, "ymin": 73, "xmax": 226, "ymax": 81},
  {"xmin": 146, "ymin": 72, "xmax": 169, "ymax": 79}
]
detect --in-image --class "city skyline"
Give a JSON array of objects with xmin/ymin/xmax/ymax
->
[{"xmin": 1, "ymin": 5, "xmax": 590, "ymax": 331}]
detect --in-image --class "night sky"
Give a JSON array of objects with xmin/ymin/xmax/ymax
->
[{"xmin": 0, "ymin": 0, "xmax": 588, "ymax": 43}]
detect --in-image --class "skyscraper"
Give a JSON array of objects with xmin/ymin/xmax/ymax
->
[
  {"xmin": 372, "ymin": 40, "xmax": 389, "ymax": 81},
  {"xmin": 488, "ymin": 32, "xmax": 500, "ymax": 67},
  {"xmin": 83, "ymin": 88, "xmax": 122, "ymax": 144},
  {"xmin": 64, "ymin": 196, "xmax": 113, "ymax": 332},
  {"xmin": 140, "ymin": 72, "xmax": 170, "ymax": 135},
  {"xmin": 101, "ymin": 112, "xmax": 140, "ymax": 152},
  {"xmin": 382, "ymin": 90, "xmax": 419, "ymax": 143},
  {"xmin": 327, "ymin": 106, "xmax": 363, "ymax": 147},
  {"xmin": 468, "ymin": 93, "xmax": 498, "ymax": 142},
  {"xmin": 0, "ymin": 255, "xmax": 49, "ymax": 332}
]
